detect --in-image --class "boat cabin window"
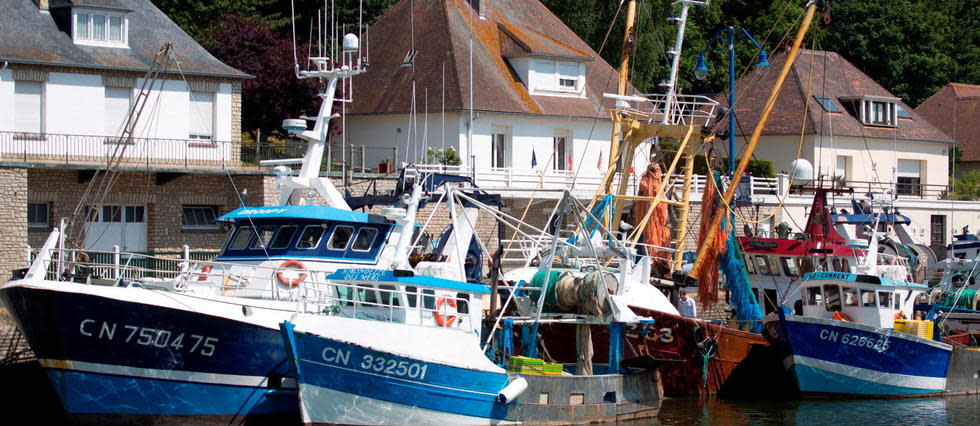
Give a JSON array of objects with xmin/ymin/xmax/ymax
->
[
  {"xmin": 352, "ymin": 228, "xmax": 379, "ymax": 252},
  {"xmin": 271, "ymin": 225, "xmax": 297, "ymax": 249},
  {"xmin": 379, "ymin": 284, "xmax": 399, "ymax": 306},
  {"xmin": 823, "ymin": 285, "xmax": 842, "ymax": 311},
  {"xmin": 878, "ymin": 291, "xmax": 893, "ymax": 308},
  {"xmin": 780, "ymin": 257, "xmax": 798, "ymax": 277},
  {"xmin": 229, "ymin": 226, "xmax": 255, "ymax": 250},
  {"xmin": 861, "ymin": 290, "xmax": 876, "ymax": 307},
  {"xmin": 328, "ymin": 225, "xmax": 355, "ymax": 250},
  {"xmin": 818, "ymin": 258, "xmax": 829, "ymax": 271},
  {"xmin": 421, "ymin": 289, "xmax": 435, "ymax": 310},
  {"xmin": 456, "ymin": 293, "xmax": 470, "ymax": 314},
  {"xmin": 843, "ymin": 287, "xmax": 859, "ymax": 306},
  {"xmin": 297, "ymin": 225, "xmax": 326, "ymax": 249},
  {"xmin": 805, "ymin": 287, "xmax": 822, "ymax": 305},
  {"xmin": 743, "ymin": 255, "xmax": 756, "ymax": 274},
  {"xmin": 754, "ymin": 256, "xmax": 775, "ymax": 275},
  {"xmin": 250, "ymin": 225, "xmax": 276, "ymax": 250},
  {"xmin": 832, "ymin": 258, "xmax": 842, "ymax": 272},
  {"xmin": 405, "ymin": 286, "xmax": 418, "ymax": 307},
  {"xmin": 358, "ymin": 284, "xmax": 379, "ymax": 304},
  {"xmin": 894, "ymin": 293, "xmax": 902, "ymax": 309}
]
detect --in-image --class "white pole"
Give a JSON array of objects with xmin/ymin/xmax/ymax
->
[{"xmin": 113, "ymin": 245, "xmax": 121, "ymax": 279}]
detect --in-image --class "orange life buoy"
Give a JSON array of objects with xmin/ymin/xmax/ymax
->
[
  {"xmin": 832, "ymin": 311, "xmax": 853, "ymax": 322},
  {"xmin": 197, "ymin": 264, "xmax": 213, "ymax": 281},
  {"xmin": 433, "ymin": 296, "xmax": 457, "ymax": 327},
  {"xmin": 894, "ymin": 311, "xmax": 907, "ymax": 320},
  {"xmin": 275, "ymin": 260, "xmax": 307, "ymax": 288}
]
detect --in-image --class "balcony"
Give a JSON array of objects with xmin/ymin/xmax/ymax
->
[{"xmin": 404, "ymin": 163, "xmax": 787, "ymax": 200}]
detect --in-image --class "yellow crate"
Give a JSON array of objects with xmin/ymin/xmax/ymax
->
[{"xmin": 894, "ymin": 319, "xmax": 933, "ymax": 340}]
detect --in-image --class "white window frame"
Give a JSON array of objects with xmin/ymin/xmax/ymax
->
[
  {"xmin": 14, "ymin": 80, "xmax": 44, "ymax": 135},
  {"xmin": 189, "ymin": 91, "xmax": 215, "ymax": 140},
  {"xmin": 858, "ymin": 98, "xmax": 897, "ymax": 127},
  {"xmin": 896, "ymin": 159, "xmax": 922, "ymax": 196},
  {"xmin": 490, "ymin": 127, "xmax": 509, "ymax": 169},
  {"xmin": 530, "ymin": 59, "xmax": 585, "ymax": 97},
  {"xmin": 552, "ymin": 130, "xmax": 571, "ymax": 171},
  {"xmin": 73, "ymin": 8, "xmax": 129, "ymax": 48}
]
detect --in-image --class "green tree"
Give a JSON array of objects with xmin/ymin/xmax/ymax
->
[{"xmin": 952, "ymin": 170, "xmax": 980, "ymax": 200}]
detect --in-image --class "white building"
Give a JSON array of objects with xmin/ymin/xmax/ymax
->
[{"xmin": 343, "ymin": 0, "xmax": 632, "ymax": 199}]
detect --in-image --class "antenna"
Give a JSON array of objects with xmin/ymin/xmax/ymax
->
[{"xmin": 290, "ymin": 0, "xmax": 299, "ymax": 76}]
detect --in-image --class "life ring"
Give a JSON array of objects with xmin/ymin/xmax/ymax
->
[
  {"xmin": 832, "ymin": 311, "xmax": 853, "ymax": 322},
  {"xmin": 433, "ymin": 296, "xmax": 457, "ymax": 327},
  {"xmin": 276, "ymin": 260, "xmax": 307, "ymax": 288},
  {"xmin": 197, "ymin": 264, "xmax": 213, "ymax": 281},
  {"xmin": 894, "ymin": 311, "xmax": 907, "ymax": 320}
]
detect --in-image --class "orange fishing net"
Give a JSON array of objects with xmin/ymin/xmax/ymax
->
[
  {"xmin": 692, "ymin": 173, "xmax": 727, "ymax": 305},
  {"xmin": 633, "ymin": 164, "xmax": 671, "ymax": 265}
]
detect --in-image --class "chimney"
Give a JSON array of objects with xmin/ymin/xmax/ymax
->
[{"xmin": 37, "ymin": 0, "xmax": 49, "ymax": 10}]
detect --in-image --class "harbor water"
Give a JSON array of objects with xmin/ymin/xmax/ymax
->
[{"xmin": 654, "ymin": 395, "xmax": 979, "ymax": 425}]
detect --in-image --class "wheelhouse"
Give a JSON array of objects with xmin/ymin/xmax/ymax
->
[
  {"xmin": 799, "ymin": 271, "xmax": 926, "ymax": 329},
  {"xmin": 215, "ymin": 206, "xmax": 394, "ymax": 263}
]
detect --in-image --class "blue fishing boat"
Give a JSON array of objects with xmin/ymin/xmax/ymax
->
[{"xmin": 764, "ymin": 208, "xmax": 954, "ymax": 397}]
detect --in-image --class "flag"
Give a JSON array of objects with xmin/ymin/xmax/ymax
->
[
  {"xmin": 567, "ymin": 154, "xmax": 573, "ymax": 170},
  {"xmin": 597, "ymin": 152, "xmax": 603, "ymax": 169},
  {"xmin": 531, "ymin": 147, "xmax": 538, "ymax": 167}
]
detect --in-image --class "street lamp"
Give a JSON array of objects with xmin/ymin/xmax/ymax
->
[{"xmin": 694, "ymin": 27, "xmax": 768, "ymax": 232}]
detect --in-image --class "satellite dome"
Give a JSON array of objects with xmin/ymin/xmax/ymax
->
[
  {"xmin": 342, "ymin": 33, "xmax": 359, "ymax": 51},
  {"xmin": 789, "ymin": 159, "xmax": 813, "ymax": 181}
]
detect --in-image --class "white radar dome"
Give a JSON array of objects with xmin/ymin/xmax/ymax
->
[
  {"xmin": 789, "ymin": 158, "xmax": 813, "ymax": 181},
  {"xmin": 342, "ymin": 33, "xmax": 359, "ymax": 51}
]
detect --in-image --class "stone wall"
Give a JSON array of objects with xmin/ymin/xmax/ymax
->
[
  {"xmin": 0, "ymin": 168, "xmax": 28, "ymax": 284},
  {"xmin": 27, "ymin": 169, "xmax": 277, "ymax": 252}
]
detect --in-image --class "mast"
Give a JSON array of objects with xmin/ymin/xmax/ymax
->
[
  {"xmin": 604, "ymin": 0, "xmax": 638, "ymax": 175},
  {"xmin": 690, "ymin": 2, "xmax": 820, "ymax": 280}
]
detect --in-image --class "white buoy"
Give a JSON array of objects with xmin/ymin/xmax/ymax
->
[{"xmin": 496, "ymin": 376, "xmax": 528, "ymax": 403}]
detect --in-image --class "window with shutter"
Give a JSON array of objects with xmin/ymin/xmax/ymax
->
[
  {"xmin": 104, "ymin": 87, "xmax": 131, "ymax": 136},
  {"xmin": 14, "ymin": 81, "xmax": 43, "ymax": 134},
  {"xmin": 189, "ymin": 91, "xmax": 214, "ymax": 140}
]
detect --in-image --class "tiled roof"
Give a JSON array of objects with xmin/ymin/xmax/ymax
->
[
  {"xmin": 714, "ymin": 49, "xmax": 952, "ymax": 144},
  {"xmin": 916, "ymin": 83, "xmax": 980, "ymax": 162},
  {"xmin": 0, "ymin": 0, "xmax": 248, "ymax": 78},
  {"xmin": 349, "ymin": 0, "xmax": 626, "ymax": 118}
]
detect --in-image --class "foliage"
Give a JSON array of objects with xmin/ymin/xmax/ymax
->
[
  {"xmin": 199, "ymin": 13, "xmax": 320, "ymax": 135},
  {"xmin": 425, "ymin": 146, "xmax": 461, "ymax": 166},
  {"xmin": 951, "ymin": 170, "xmax": 980, "ymax": 201}
]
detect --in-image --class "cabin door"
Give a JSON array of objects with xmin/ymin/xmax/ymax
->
[{"xmin": 84, "ymin": 205, "xmax": 147, "ymax": 252}]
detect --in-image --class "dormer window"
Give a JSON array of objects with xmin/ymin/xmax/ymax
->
[
  {"xmin": 529, "ymin": 59, "xmax": 585, "ymax": 97},
  {"xmin": 839, "ymin": 96, "xmax": 899, "ymax": 128},
  {"xmin": 73, "ymin": 8, "xmax": 128, "ymax": 48}
]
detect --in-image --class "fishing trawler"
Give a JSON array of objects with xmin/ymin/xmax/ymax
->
[
  {"xmin": 280, "ymin": 189, "xmax": 663, "ymax": 425},
  {"xmin": 763, "ymin": 197, "xmax": 955, "ymax": 396},
  {"xmin": 0, "ymin": 27, "xmax": 441, "ymax": 421}
]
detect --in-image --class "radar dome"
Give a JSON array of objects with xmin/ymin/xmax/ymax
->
[
  {"xmin": 342, "ymin": 33, "xmax": 359, "ymax": 51},
  {"xmin": 789, "ymin": 159, "xmax": 813, "ymax": 181}
]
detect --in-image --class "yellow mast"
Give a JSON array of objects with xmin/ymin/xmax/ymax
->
[{"xmin": 690, "ymin": 3, "xmax": 819, "ymax": 280}]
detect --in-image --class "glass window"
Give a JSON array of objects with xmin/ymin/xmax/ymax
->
[
  {"xmin": 552, "ymin": 134, "xmax": 568, "ymax": 171},
  {"xmin": 823, "ymin": 285, "xmax": 842, "ymax": 311},
  {"xmin": 780, "ymin": 257, "xmax": 798, "ymax": 276},
  {"xmin": 491, "ymin": 132, "xmax": 507, "ymax": 168},
  {"xmin": 878, "ymin": 291, "xmax": 893, "ymax": 309},
  {"xmin": 336, "ymin": 283, "xmax": 353, "ymax": 306},
  {"xmin": 814, "ymin": 96, "xmax": 840, "ymax": 112},
  {"xmin": 843, "ymin": 287, "xmax": 859, "ymax": 306},
  {"xmin": 421, "ymin": 289, "xmax": 435, "ymax": 310},
  {"xmin": 77, "ymin": 13, "xmax": 90, "ymax": 38},
  {"xmin": 229, "ymin": 227, "xmax": 254, "ymax": 250},
  {"xmin": 379, "ymin": 284, "xmax": 398, "ymax": 306},
  {"xmin": 894, "ymin": 293, "xmax": 902, "ymax": 309},
  {"xmin": 328, "ymin": 226, "xmax": 354, "ymax": 250},
  {"xmin": 28, "ymin": 203, "xmax": 49, "ymax": 228},
  {"xmin": 351, "ymin": 227, "xmax": 379, "ymax": 252},
  {"xmin": 456, "ymin": 293, "xmax": 470, "ymax": 314},
  {"xmin": 124, "ymin": 206, "xmax": 144, "ymax": 223},
  {"xmin": 181, "ymin": 205, "xmax": 219, "ymax": 229},
  {"xmin": 754, "ymin": 256, "xmax": 772, "ymax": 275},
  {"xmin": 358, "ymin": 284, "xmax": 378, "ymax": 304},
  {"xmin": 108, "ymin": 16, "xmax": 123, "ymax": 41},
  {"xmin": 250, "ymin": 226, "xmax": 276, "ymax": 249},
  {"xmin": 805, "ymin": 287, "xmax": 823, "ymax": 306},
  {"xmin": 297, "ymin": 225, "xmax": 326, "ymax": 249},
  {"xmin": 270, "ymin": 225, "xmax": 297, "ymax": 249},
  {"xmin": 861, "ymin": 290, "xmax": 877, "ymax": 307},
  {"xmin": 92, "ymin": 15, "xmax": 106, "ymax": 40},
  {"xmin": 102, "ymin": 205, "xmax": 122, "ymax": 222},
  {"xmin": 405, "ymin": 286, "xmax": 418, "ymax": 308}
]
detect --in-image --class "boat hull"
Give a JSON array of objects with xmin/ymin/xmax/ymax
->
[
  {"xmin": 764, "ymin": 311, "xmax": 953, "ymax": 397},
  {"xmin": 286, "ymin": 322, "xmax": 662, "ymax": 425},
  {"xmin": 0, "ymin": 282, "xmax": 299, "ymax": 422},
  {"xmin": 539, "ymin": 310, "xmax": 783, "ymax": 396}
]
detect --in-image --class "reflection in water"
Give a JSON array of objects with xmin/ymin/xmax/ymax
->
[{"xmin": 650, "ymin": 395, "xmax": 979, "ymax": 425}]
